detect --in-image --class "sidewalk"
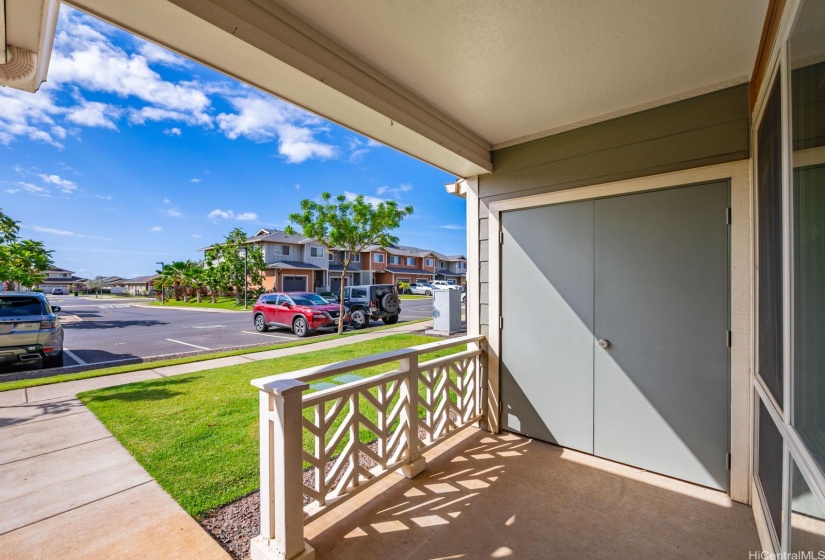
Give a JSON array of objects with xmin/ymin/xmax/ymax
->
[{"xmin": 0, "ymin": 321, "xmax": 431, "ymax": 559}]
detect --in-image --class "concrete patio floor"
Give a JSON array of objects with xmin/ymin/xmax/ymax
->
[{"xmin": 306, "ymin": 428, "xmax": 761, "ymax": 559}]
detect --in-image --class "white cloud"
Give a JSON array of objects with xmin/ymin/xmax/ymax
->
[
  {"xmin": 4, "ymin": 189, "xmax": 20, "ymax": 194},
  {"xmin": 435, "ymin": 224, "xmax": 465, "ymax": 230},
  {"xmin": 162, "ymin": 197, "xmax": 171, "ymax": 204},
  {"xmin": 160, "ymin": 207, "xmax": 183, "ymax": 218},
  {"xmin": 128, "ymin": 106, "xmax": 211, "ymax": 127},
  {"xmin": 191, "ymin": 233, "xmax": 203, "ymax": 239},
  {"xmin": 65, "ymin": 99, "xmax": 122, "ymax": 130},
  {"xmin": 25, "ymin": 224, "xmax": 113, "ymax": 241},
  {"xmin": 0, "ymin": 86, "xmax": 65, "ymax": 147},
  {"xmin": 163, "ymin": 127, "xmax": 181, "ymax": 136},
  {"xmin": 137, "ymin": 41, "xmax": 190, "ymax": 69},
  {"xmin": 18, "ymin": 182, "xmax": 50, "ymax": 196},
  {"xmin": 343, "ymin": 191, "xmax": 386, "ymax": 207},
  {"xmin": 39, "ymin": 174, "xmax": 78, "ymax": 194},
  {"xmin": 216, "ymin": 95, "xmax": 336, "ymax": 163},
  {"xmin": 190, "ymin": 178, "xmax": 201, "ymax": 183},
  {"xmin": 376, "ymin": 184, "xmax": 412, "ymax": 199},
  {"xmin": 208, "ymin": 209, "xmax": 259, "ymax": 222},
  {"xmin": 96, "ymin": 194, "xmax": 113, "ymax": 200},
  {"xmin": 150, "ymin": 226, "xmax": 163, "ymax": 232}
]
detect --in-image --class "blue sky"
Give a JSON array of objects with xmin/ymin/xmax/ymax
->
[{"xmin": 0, "ymin": 6, "xmax": 464, "ymax": 279}]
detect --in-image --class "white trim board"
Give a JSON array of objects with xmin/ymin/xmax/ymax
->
[{"xmin": 487, "ymin": 159, "xmax": 752, "ymax": 504}]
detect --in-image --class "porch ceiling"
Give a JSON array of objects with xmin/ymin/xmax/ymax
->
[
  {"xmin": 30, "ymin": 0, "xmax": 767, "ymax": 176},
  {"xmin": 305, "ymin": 428, "xmax": 760, "ymax": 559}
]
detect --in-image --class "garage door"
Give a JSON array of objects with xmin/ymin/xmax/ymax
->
[
  {"xmin": 282, "ymin": 276, "xmax": 307, "ymax": 292},
  {"xmin": 501, "ymin": 181, "xmax": 730, "ymax": 491}
]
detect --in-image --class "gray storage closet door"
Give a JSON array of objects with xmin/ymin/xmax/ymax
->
[
  {"xmin": 593, "ymin": 181, "xmax": 730, "ymax": 491},
  {"xmin": 501, "ymin": 200, "xmax": 595, "ymax": 453}
]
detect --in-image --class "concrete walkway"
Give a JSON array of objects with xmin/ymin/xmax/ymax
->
[{"xmin": 0, "ymin": 321, "xmax": 431, "ymax": 559}]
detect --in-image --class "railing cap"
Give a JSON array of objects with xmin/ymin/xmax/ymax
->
[
  {"xmin": 251, "ymin": 377, "xmax": 309, "ymax": 395},
  {"xmin": 250, "ymin": 334, "xmax": 484, "ymax": 388}
]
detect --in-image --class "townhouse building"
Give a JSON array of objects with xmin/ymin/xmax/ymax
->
[{"xmin": 246, "ymin": 229, "xmax": 328, "ymax": 293}]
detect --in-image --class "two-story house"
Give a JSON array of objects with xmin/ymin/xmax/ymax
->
[
  {"xmin": 371, "ymin": 245, "xmax": 437, "ymax": 286},
  {"xmin": 432, "ymin": 252, "xmax": 467, "ymax": 285},
  {"xmin": 246, "ymin": 229, "xmax": 328, "ymax": 293},
  {"xmin": 35, "ymin": 267, "xmax": 87, "ymax": 294}
]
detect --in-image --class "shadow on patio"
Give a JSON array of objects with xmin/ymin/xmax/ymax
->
[{"xmin": 305, "ymin": 428, "xmax": 760, "ymax": 559}]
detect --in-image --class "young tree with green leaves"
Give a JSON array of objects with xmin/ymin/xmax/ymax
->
[
  {"xmin": 86, "ymin": 276, "xmax": 107, "ymax": 298},
  {"xmin": 285, "ymin": 192, "xmax": 413, "ymax": 334},
  {"xmin": 0, "ymin": 208, "xmax": 54, "ymax": 291}
]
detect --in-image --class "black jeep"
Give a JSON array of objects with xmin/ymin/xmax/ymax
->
[{"xmin": 341, "ymin": 284, "xmax": 401, "ymax": 329}]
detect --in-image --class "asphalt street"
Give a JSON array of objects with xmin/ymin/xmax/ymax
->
[{"xmin": 0, "ymin": 295, "xmax": 437, "ymax": 372}]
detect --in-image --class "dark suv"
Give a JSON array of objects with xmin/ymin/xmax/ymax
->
[{"xmin": 342, "ymin": 284, "xmax": 400, "ymax": 329}]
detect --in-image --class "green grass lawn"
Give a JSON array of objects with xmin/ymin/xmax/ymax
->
[
  {"xmin": 78, "ymin": 333, "xmax": 462, "ymax": 519},
  {"xmin": 0, "ymin": 319, "xmax": 429, "ymax": 393},
  {"xmin": 149, "ymin": 297, "xmax": 247, "ymax": 311},
  {"xmin": 399, "ymin": 294, "xmax": 431, "ymax": 300}
]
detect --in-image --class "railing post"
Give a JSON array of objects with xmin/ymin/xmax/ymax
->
[
  {"xmin": 251, "ymin": 379, "xmax": 315, "ymax": 560},
  {"xmin": 400, "ymin": 355, "xmax": 426, "ymax": 478}
]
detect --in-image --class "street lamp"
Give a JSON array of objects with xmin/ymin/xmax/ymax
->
[
  {"xmin": 241, "ymin": 246, "xmax": 248, "ymax": 310},
  {"xmin": 155, "ymin": 261, "xmax": 165, "ymax": 305}
]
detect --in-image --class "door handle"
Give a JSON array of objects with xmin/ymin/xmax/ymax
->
[{"xmin": 598, "ymin": 339, "xmax": 611, "ymax": 349}]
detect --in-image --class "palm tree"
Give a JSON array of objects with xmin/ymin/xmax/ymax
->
[{"xmin": 183, "ymin": 263, "xmax": 206, "ymax": 303}]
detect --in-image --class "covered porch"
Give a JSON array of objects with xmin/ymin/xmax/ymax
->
[{"xmin": 305, "ymin": 427, "xmax": 759, "ymax": 559}]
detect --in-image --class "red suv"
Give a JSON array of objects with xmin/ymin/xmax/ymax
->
[{"xmin": 252, "ymin": 292, "xmax": 348, "ymax": 337}]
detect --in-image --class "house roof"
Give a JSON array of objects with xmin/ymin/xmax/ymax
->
[
  {"xmin": 124, "ymin": 274, "xmax": 159, "ymax": 284},
  {"xmin": 39, "ymin": 276, "xmax": 85, "ymax": 284},
  {"xmin": 436, "ymin": 269, "xmax": 466, "ymax": 277},
  {"xmin": 266, "ymin": 261, "xmax": 323, "ymax": 270},
  {"xmin": 383, "ymin": 267, "xmax": 435, "ymax": 275},
  {"xmin": 247, "ymin": 230, "xmax": 310, "ymax": 244},
  {"xmin": 45, "ymin": 267, "xmax": 74, "ymax": 274}
]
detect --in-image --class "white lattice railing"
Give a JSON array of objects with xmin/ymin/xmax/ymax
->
[{"xmin": 250, "ymin": 334, "xmax": 484, "ymax": 560}]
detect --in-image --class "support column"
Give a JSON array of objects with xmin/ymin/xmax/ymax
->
[
  {"xmin": 400, "ymin": 356, "xmax": 426, "ymax": 478},
  {"xmin": 251, "ymin": 378, "xmax": 315, "ymax": 560}
]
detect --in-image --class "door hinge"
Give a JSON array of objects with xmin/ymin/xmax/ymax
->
[
  {"xmin": 499, "ymin": 231, "xmax": 504, "ymax": 244},
  {"xmin": 726, "ymin": 453, "xmax": 731, "ymax": 470},
  {"xmin": 499, "ymin": 316, "xmax": 503, "ymax": 329},
  {"xmin": 726, "ymin": 207, "xmax": 732, "ymax": 225},
  {"xmin": 498, "ymin": 398, "xmax": 503, "ymax": 414},
  {"xmin": 726, "ymin": 330, "xmax": 732, "ymax": 348}
]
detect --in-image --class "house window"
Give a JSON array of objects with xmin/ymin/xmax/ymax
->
[
  {"xmin": 425, "ymin": 258, "xmax": 433, "ymax": 267},
  {"xmin": 310, "ymin": 246, "xmax": 322, "ymax": 258},
  {"xmin": 389, "ymin": 256, "xmax": 400, "ymax": 265},
  {"xmin": 374, "ymin": 253, "xmax": 384, "ymax": 263},
  {"xmin": 350, "ymin": 252, "xmax": 361, "ymax": 263},
  {"xmin": 282, "ymin": 245, "xmax": 290, "ymax": 256},
  {"xmin": 406, "ymin": 257, "xmax": 415, "ymax": 266},
  {"xmin": 439, "ymin": 261, "xmax": 446, "ymax": 268},
  {"xmin": 458, "ymin": 262, "xmax": 466, "ymax": 270},
  {"xmin": 397, "ymin": 278, "xmax": 410, "ymax": 285},
  {"xmin": 750, "ymin": 1, "xmax": 825, "ymax": 551},
  {"xmin": 328, "ymin": 252, "xmax": 335, "ymax": 261}
]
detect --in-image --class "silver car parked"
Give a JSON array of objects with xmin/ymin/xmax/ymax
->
[{"xmin": 0, "ymin": 292, "xmax": 64, "ymax": 368}]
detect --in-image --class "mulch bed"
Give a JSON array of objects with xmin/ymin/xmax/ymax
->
[{"xmin": 200, "ymin": 424, "xmax": 446, "ymax": 560}]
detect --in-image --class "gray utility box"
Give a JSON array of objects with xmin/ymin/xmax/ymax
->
[{"xmin": 432, "ymin": 289, "xmax": 462, "ymax": 333}]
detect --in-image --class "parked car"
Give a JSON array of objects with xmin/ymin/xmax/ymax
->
[
  {"xmin": 342, "ymin": 284, "xmax": 401, "ymax": 329},
  {"xmin": 52, "ymin": 288, "xmax": 64, "ymax": 295},
  {"xmin": 252, "ymin": 292, "xmax": 349, "ymax": 337},
  {"xmin": 431, "ymin": 280, "xmax": 461, "ymax": 291},
  {"xmin": 0, "ymin": 292, "xmax": 64, "ymax": 368},
  {"xmin": 410, "ymin": 282, "xmax": 436, "ymax": 296},
  {"xmin": 317, "ymin": 291, "xmax": 340, "ymax": 303}
]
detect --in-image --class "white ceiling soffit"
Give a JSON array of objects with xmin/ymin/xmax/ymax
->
[
  {"xmin": 65, "ymin": 0, "xmax": 767, "ymax": 175},
  {"xmin": 0, "ymin": 0, "xmax": 59, "ymax": 92},
  {"xmin": 276, "ymin": 0, "xmax": 768, "ymax": 150}
]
